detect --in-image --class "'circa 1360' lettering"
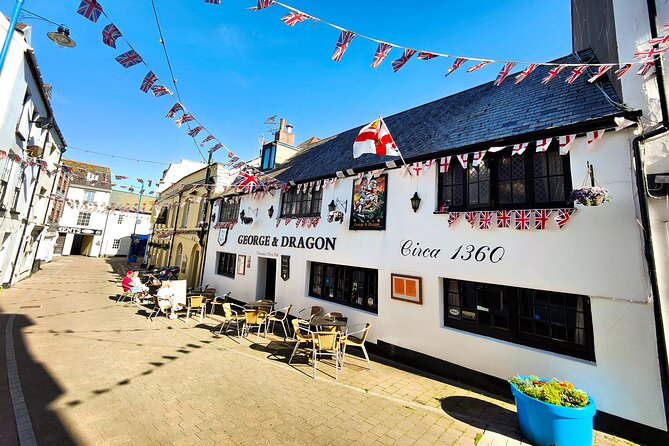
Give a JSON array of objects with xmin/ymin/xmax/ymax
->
[
  {"xmin": 238, "ymin": 235, "xmax": 336, "ymax": 251},
  {"xmin": 400, "ymin": 240, "xmax": 441, "ymax": 258}
]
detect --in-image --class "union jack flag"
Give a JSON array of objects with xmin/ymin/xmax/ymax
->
[
  {"xmin": 115, "ymin": 175, "xmax": 127, "ymax": 180},
  {"xmin": 648, "ymin": 34, "xmax": 669, "ymax": 47},
  {"xmin": 77, "ymin": 0, "xmax": 103, "ymax": 23},
  {"xmin": 174, "ymin": 114, "xmax": 195, "ymax": 127},
  {"xmin": 515, "ymin": 63, "xmax": 538, "ymax": 84},
  {"xmin": 456, "ymin": 153, "xmax": 468, "ymax": 169},
  {"xmin": 281, "ymin": 12, "xmax": 309, "ymax": 26},
  {"xmin": 332, "ymin": 30, "xmax": 355, "ymax": 62},
  {"xmin": 371, "ymin": 43, "xmax": 392, "ymax": 68},
  {"xmin": 565, "ymin": 64, "xmax": 587, "ymax": 84},
  {"xmin": 559, "ymin": 134, "xmax": 576, "ymax": 155},
  {"xmin": 417, "ymin": 51, "xmax": 438, "ymax": 60},
  {"xmin": 541, "ymin": 65, "xmax": 566, "ymax": 84},
  {"xmin": 464, "ymin": 211, "xmax": 476, "ymax": 227},
  {"xmin": 535, "ymin": 138, "xmax": 552, "ymax": 152},
  {"xmin": 151, "ymin": 85, "xmax": 172, "ymax": 97},
  {"xmin": 165, "ymin": 103, "xmax": 184, "ymax": 118},
  {"xmin": 391, "ymin": 49, "xmax": 416, "ymax": 73},
  {"xmin": 226, "ymin": 156, "xmax": 240, "ymax": 166},
  {"xmin": 534, "ymin": 209, "xmax": 553, "ymax": 230},
  {"xmin": 512, "ymin": 143, "xmax": 528, "ymax": 156},
  {"xmin": 187, "ymin": 126, "xmax": 204, "ymax": 137},
  {"xmin": 555, "ymin": 208, "xmax": 576, "ymax": 229},
  {"xmin": 514, "ymin": 210, "xmax": 531, "ymax": 230},
  {"xmin": 466, "ymin": 61, "xmax": 491, "ymax": 73},
  {"xmin": 587, "ymin": 65, "xmax": 613, "ymax": 83},
  {"xmin": 634, "ymin": 46, "xmax": 667, "ymax": 60},
  {"xmin": 494, "ymin": 62, "xmax": 517, "ymax": 86},
  {"xmin": 115, "ymin": 50, "xmax": 143, "ymax": 68},
  {"xmin": 140, "ymin": 71, "xmax": 157, "ymax": 93},
  {"xmin": 496, "ymin": 210, "xmax": 511, "ymax": 228},
  {"xmin": 439, "ymin": 156, "xmax": 451, "ymax": 173},
  {"xmin": 637, "ymin": 61, "xmax": 655, "ymax": 76},
  {"xmin": 445, "ymin": 58, "xmax": 466, "ymax": 77},
  {"xmin": 102, "ymin": 23, "xmax": 122, "ymax": 48},
  {"xmin": 137, "ymin": 178, "xmax": 144, "ymax": 184},
  {"xmin": 614, "ymin": 64, "xmax": 632, "ymax": 79},
  {"xmin": 478, "ymin": 211, "xmax": 492, "ymax": 230},
  {"xmin": 204, "ymin": 0, "xmax": 221, "ymax": 4},
  {"xmin": 233, "ymin": 171, "xmax": 262, "ymax": 194},
  {"xmin": 208, "ymin": 143, "xmax": 223, "ymax": 154},
  {"xmin": 200, "ymin": 135, "xmax": 216, "ymax": 147},
  {"xmin": 249, "ymin": 0, "xmax": 275, "ymax": 11},
  {"xmin": 447, "ymin": 212, "xmax": 460, "ymax": 227}
]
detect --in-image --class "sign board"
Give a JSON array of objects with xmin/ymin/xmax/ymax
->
[
  {"xmin": 280, "ymin": 255, "xmax": 290, "ymax": 281},
  {"xmin": 58, "ymin": 226, "xmax": 102, "ymax": 236}
]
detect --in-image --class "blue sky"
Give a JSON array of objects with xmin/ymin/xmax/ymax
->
[{"xmin": 10, "ymin": 0, "xmax": 572, "ymax": 186}]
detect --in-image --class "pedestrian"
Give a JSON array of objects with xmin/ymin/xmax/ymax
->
[
  {"xmin": 157, "ymin": 281, "xmax": 179, "ymax": 319},
  {"xmin": 121, "ymin": 270, "xmax": 133, "ymax": 293}
]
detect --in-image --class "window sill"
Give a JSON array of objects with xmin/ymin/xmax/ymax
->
[{"xmin": 434, "ymin": 205, "xmax": 575, "ymax": 214}]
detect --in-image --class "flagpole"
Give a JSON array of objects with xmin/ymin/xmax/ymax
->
[{"xmin": 379, "ymin": 115, "xmax": 412, "ymax": 176}]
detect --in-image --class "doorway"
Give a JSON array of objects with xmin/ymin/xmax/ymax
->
[
  {"xmin": 71, "ymin": 234, "xmax": 83, "ymax": 255},
  {"xmin": 264, "ymin": 258, "xmax": 276, "ymax": 301}
]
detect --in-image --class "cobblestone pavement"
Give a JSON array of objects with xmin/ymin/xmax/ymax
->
[{"xmin": 0, "ymin": 257, "xmax": 636, "ymax": 445}]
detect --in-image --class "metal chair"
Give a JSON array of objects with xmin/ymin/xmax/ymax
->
[
  {"xmin": 288, "ymin": 319, "xmax": 314, "ymax": 365},
  {"xmin": 241, "ymin": 309, "xmax": 267, "ymax": 343},
  {"xmin": 341, "ymin": 323, "xmax": 372, "ymax": 370},
  {"xmin": 182, "ymin": 296, "xmax": 206, "ymax": 323},
  {"xmin": 267, "ymin": 305, "xmax": 292, "ymax": 339},
  {"xmin": 297, "ymin": 305, "xmax": 322, "ymax": 323},
  {"xmin": 216, "ymin": 302, "xmax": 246, "ymax": 338},
  {"xmin": 311, "ymin": 330, "xmax": 343, "ymax": 380},
  {"xmin": 148, "ymin": 295, "xmax": 172, "ymax": 321},
  {"xmin": 208, "ymin": 292, "xmax": 231, "ymax": 316}
]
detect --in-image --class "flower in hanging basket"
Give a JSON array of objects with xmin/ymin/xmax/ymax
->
[{"xmin": 569, "ymin": 186, "xmax": 611, "ymax": 206}]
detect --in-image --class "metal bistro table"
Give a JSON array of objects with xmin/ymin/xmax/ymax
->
[
  {"xmin": 244, "ymin": 300, "xmax": 276, "ymax": 311},
  {"xmin": 309, "ymin": 315, "xmax": 348, "ymax": 329}
]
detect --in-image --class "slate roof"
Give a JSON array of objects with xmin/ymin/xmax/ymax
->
[
  {"xmin": 272, "ymin": 49, "xmax": 640, "ymax": 184},
  {"xmin": 62, "ymin": 159, "xmax": 112, "ymax": 190},
  {"xmin": 110, "ymin": 190, "xmax": 155, "ymax": 214}
]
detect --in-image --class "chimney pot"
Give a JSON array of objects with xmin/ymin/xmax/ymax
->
[{"xmin": 286, "ymin": 124, "xmax": 293, "ymax": 134}]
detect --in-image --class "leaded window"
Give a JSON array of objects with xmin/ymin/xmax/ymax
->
[
  {"xmin": 216, "ymin": 252, "xmax": 236, "ymax": 278},
  {"xmin": 281, "ymin": 187, "xmax": 323, "ymax": 218},
  {"xmin": 309, "ymin": 262, "xmax": 378, "ymax": 313},
  {"xmin": 219, "ymin": 198, "xmax": 240, "ymax": 222}
]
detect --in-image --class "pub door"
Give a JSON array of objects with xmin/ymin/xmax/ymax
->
[{"xmin": 264, "ymin": 258, "xmax": 276, "ymax": 301}]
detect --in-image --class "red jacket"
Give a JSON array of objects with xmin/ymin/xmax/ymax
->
[{"xmin": 122, "ymin": 276, "xmax": 133, "ymax": 292}]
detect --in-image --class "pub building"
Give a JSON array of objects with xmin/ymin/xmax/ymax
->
[{"xmin": 201, "ymin": 50, "xmax": 668, "ymax": 442}]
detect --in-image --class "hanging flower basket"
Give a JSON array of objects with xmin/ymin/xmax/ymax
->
[{"xmin": 569, "ymin": 186, "xmax": 611, "ymax": 207}]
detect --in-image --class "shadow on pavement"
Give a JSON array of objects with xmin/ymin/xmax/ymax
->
[{"xmin": 440, "ymin": 395, "xmax": 523, "ymax": 441}]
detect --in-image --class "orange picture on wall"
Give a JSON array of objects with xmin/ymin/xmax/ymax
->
[{"xmin": 391, "ymin": 274, "xmax": 422, "ymax": 305}]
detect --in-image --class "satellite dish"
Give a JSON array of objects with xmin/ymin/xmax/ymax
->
[{"xmin": 47, "ymin": 26, "xmax": 76, "ymax": 48}]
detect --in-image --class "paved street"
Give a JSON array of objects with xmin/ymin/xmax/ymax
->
[{"xmin": 0, "ymin": 257, "xmax": 634, "ymax": 445}]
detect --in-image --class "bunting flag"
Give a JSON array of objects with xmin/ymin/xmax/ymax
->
[
  {"xmin": 102, "ymin": 24, "xmax": 122, "ymax": 48},
  {"xmin": 412, "ymin": 162, "xmax": 423, "ymax": 176},
  {"xmin": 466, "ymin": 61, "xmax": 491, "ymax": 73},
  {"xmin": 352, "ymin": 117, "xmax": 400, "ymax": 158},
  {"xmin": 140, "ymin": 71, "xmax": 158, "ymax": 93},
  {"xmin": 423, "ymin": 160, "xmax": 435, "ymax": 171},
  {"xmin": 488, "ymin": 146, "xmax": 506, "ymax": 153},
  {"xmin": 332, "ymin": 30, "xmax": 355, "ymax": 62},
  {"xmin": 115, "ymin": 175, "xmax": 128, "ymax": 180},
  {"xmin": 137, "ymin": 178, "xmax": 144, "ymax": 183},
  {"xmin": 515, "ymin": 63, "xmax": 538, "ymax": 84},
  {"xmin": 208, "ymin": 143, "xmax": 223, "ymax": 154},
  {"xmin": 542, "ymin": 65, "xmax": 566, "ymax": 84},
  {"xmin": 166, "ymin": 103, "xmax": 184, "ymax": 118},
  {"xmin": 565, "ymin": 64, "xmax": 587, "ymax": 84},
  {"xmin": 615, "ymin": 64, "xmax": 633, "ymax": 79},
  {"xmin": 559, "ymin": 134, "xmax": 576, "ymax": 155},
  {"xmin": 456, "ymin": 153, "xmax": 469, "ymax": 169},
  {"xmin": 174, "ymin": 114, "xmax": 194, "ymax": 127},
  {"xmin": 281, "ymin": 11, "xmax": 309, "ymax": 26},
  {"xmin": 200, "ymin": 135, "xmax": 216, "ymax": 147},
  {"xmin": 496, "ymin": 210, "xmax": 511, "ymax": 228},
  {"xmin": 151, "ymin": 85, "xmax": 172, "ymax": 97},
  {"xmin": 77, "ymin": 0, "xmax": 103, "ymax": 23},
  {"xmin": 204, "ymin": 0, "xmax": 221, "ymax": 4},
  {"xmin": 472, "ymin": 150, "xmax": 486, "ymax": 167},
  {"xmin": 445, "ymin": 58, "xmax": 466, "ymax": 76},
  {"xmin": 587, "ymin": 130, "xmax": 604, "ymax": 145},
  {"xmin": 233, "ymin": 170, "xmax": 262, "ymax": 193},
  {"xmin": 614, "ymin": 117, "xmax": 636, "ymax": 131},
  {"xmin": 494, "ymin": 62, "xmax": 517, "ymax": 86},
  {"xmin": 464, "ymin": 211, "xmax": 476, "ymax": 227},
  {"xmin": 371, "ymin": 43, "xmax": 393, "ymax": 68},
  {"xmin": 634, "ymin": 47, "xmax": 667, "ymax": 60},
  {"xmin": 439, "ymin": 156, "xmax": 451, "ymax": 173},
  {"xmin": 514, "ymin": 210, "xmax": 531, "ymax": 230},
  {"xmin": 148, "ymin": 180, "xmax": 153, "ymax": 187},
  {"xmin": 555, "ymin": 208, "xmax": 576, "ymax": 229},
  {"xmin": 115, "ymin": 50, "xmax": 143, "ymax": 68},
  {"xmin": 447, "ymin": 212, "xmax": 460, "ymax": 227},
  {"xmin": 637, "ymin": 61, "xmax": 655, "ymax": 76},
  {"xmin": 535, "ymin": 138, "xmax": 552, "ymax": 152},
  {"xmin": 534, "ymin": 209, "xmax": 553, "ymax": 230},
  {"xmin": 478, "ymin": 211, "xmax": 492, "ymax": 229},
  {"xmin": 587, "ymin": 65, "xmax": 613, "ymax": 83},
  {"xmin": 187, "ymin": 126, "xmax": 204, "ymax": 137},
  {"xmin": 648, "ymin": 34, "xmax": 669, "ymax": 47},
  {"xmin": 392, "ymin": 49, "xmax": 416, "ymax": 72},
  {"xmin": 512, "ymin": 142, "xmax": 529, "ymax": 156},
  {"xmin": 417, "ymin": 51, "xmax": 438, "ymax": 60}
]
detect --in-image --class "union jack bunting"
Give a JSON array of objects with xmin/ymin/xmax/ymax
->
[
  {"xmin": 439, "ymin": 156, "xmax": 451, "ymax": 173},
  {"xmin": 535, "ymin": 138, "xmax": 552, "ymax": 152},
  {"xmin": 565, "ymin": 64, "xmax": 587, "ymax": 84},
  {"xmin": 614, "ymin": 64, "xmax": 633, "ymax": 79},
  {"xmin": 541, "ymin": 65, "xmax": 566, "ymax": 84},
  {"xmin": 445, "ymin": 58, "xmax": 467, "ymax": 77},
  {"xmin": 200, "ymin": 135, "xmax": 216, "ymax": 147},
  {"xmin": 417, "ymin": 51, "xmax": 438, "ymax": 60},
  {"xmin": 208, "ymin": 143, "xmax": 223, "ymax": 154},
  {"xmin": 472, "ymin": 150, "xmax": 486, "ymax": 167},
  {"xmin": 102, "ymin": 24, "xmax": 122, "ymax": 48},
  {"xmin": 456, "ymin": 153, "xmax": 468, "ymax": 169},
  {"xmin": 587, "ymin": 65, "xmax": 613, "ymax": 83},
  {"xmin": 466, "ymin": 61, "xmax": 491, "ymax": 73},
  {"xmin": 587, "ymin": 130, "xmax": 604, "ymax": 145},
  {"xmin": 204, "ymin": 0, "xmax": 221, "ymax": 4},
  {"xmin": 496, "ymin": 210, "xmax": 511, "ymax": 228},
  {"xmin": 165, "ymin": 103, "xmax": 184, "ymax": 118},
  {"xmin": 634, "ymin": 47, "xmax": 667, "ymax": 60},
  {"xmin": 77, "ymin": 0, "xmax": 103, "ymax": 23},
  {"xmin": 494, "ymin": 62, "xmax": 517, "ymax": 86},
  {"xmin": 148, "ymin": 180, "xmax": 153, "ymax": 187},
  {"xmin": 187, "ymin": 126, "xmax": 204, "ymax": 137},
  {"xmin": 514, "ymin": 210, "xmax": 531, "ymax": 230},
  {"xmin": 249, "ymin": 0, "xmax": 275, "ymax": 11},
  {"xmin": 534, "ymin": 209, "xmax": 553, "ymax": 230},
  {"xmin": 137, "ymin": 178, "xmax": 144, "ymax": 183},
  {"xmin": 555, "ymin": 208, "xmax": 576, "ymax": 229},
  {"xmin": 559, "ymin": 134, "xmax": 576, "ymax": 155},
  {"xmin": 464, "ymin": 211, "xmax": 477, "ymax": 227},
  {"xmin": 115, "ymin": 50, "xmax": 143, "ymax": 68},
  {"xmin": 392, "ymin": 49, "xmax": 416, "ymax": 72},
  {"xmin": 478, "ymin": 211, "xmax": 492, "ymax": 230},
  {"xmin": 515, "ymin": 63, "xmax": 538, "ymax": 84},
  {"xmin": 281, "ymin": 12, "xmax": 309, "ymax": 26},
  {"xmin": 637, "ymin": 61, "xmax": 655, "ymax": 76},
  {"xmin": 648, "ymin": 34, "xmax": 669, "ymax": 47},
  {"xmin": 115, "ymin": 175, "xmax": 128, "ymax": 180},
  {"xmin": 332, "ymin": 30, "xmax": 355, "ymax": 62},
  {"xmin": 151, "ymin": 85, "xmax": 172, "ymax": 97},
  {"xmin": 371, "ymin": 43, "xmax": 392, "ymax": 68},
  {"xmin": 512, "ymin": 142, "xmax": 529, "ymax": 156},
  {"xmin": 140, "ymin": 71, "xmax": 158, "ymax": 93},
  {"xmin": 412, "ymin": 162, "xmax": 423, "ymax": 176},
  {"xmin": 174, "ymin": 114, "xmax": 195, "ymax": 127}
]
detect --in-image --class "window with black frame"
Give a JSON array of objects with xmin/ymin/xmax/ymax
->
[
  {"xmin": 280, "ymin": 187, "xmax": 323, "ymax": 218},
  {"xmin": 216, "ymin": 252, "xmax": 236, "ymax": 278},
  {"xmin": 309, "ymin": 261, "xmax": 378, "ymax": 313},
  {"xmin": 438, "ymin": 142, "xmax": 571, "ymax": 211},
  {"xmin": 219, "ymin": 198, "xmax": 240, "ymax": 222},
  {"xmin": 444, "ymin": 278, "xmax": 594, "ymax": 360}
]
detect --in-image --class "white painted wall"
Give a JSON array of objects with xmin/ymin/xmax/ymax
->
[
  {"xmin": 57, "ymin": 186, "xmax": 110, "ymax": 257},
  {"xmin": 100, "ymin": 211, "xmax": 152, "ymax": 257}
]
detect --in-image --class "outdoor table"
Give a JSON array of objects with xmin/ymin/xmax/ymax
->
[
  {"xmin": 309, "ymin": 316, "xmax": 348, "ymax": 328},
  {"xmin": 244, "ymin": 300, "xmax": 276, "ymax": 311}
]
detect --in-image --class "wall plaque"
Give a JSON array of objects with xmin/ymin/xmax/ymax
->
[{"xmin": 280, "ymin": 255, "xmax": 290, "ymax": 281}]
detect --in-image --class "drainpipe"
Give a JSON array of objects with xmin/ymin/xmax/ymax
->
[
  {"xmin": 197, "ymin": 155, "xmax": 214, "ymax": 288},
  {"xmin": 167, "ymin": 191, "xmax": 183, "ymax": 266}
]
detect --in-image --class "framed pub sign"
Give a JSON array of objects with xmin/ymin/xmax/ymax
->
[{"xmin": 350, "ymin": 174, "xmax": 388, "ymax": 230}]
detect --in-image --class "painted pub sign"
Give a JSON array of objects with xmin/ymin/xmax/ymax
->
[{"xmin": 350, "ymin": 174, "xmax": 388, "ymax": 230}]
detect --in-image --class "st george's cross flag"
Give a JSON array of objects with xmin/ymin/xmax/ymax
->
[
  {"xmin": 77, "ymin": 0, "xmax": 103, "ymax": 23},
  {"xmin": 102, "ymin": 24, "xmax": 122, "ymax": 48},
  {"xmin": 512, "ymin": 142, "xmax": 529, "ymax": 156},
  {"xmin": 535, "ymin": 138, "xmax": 552, "ymax": 152},
  {"xmin": 587, "ymin": 130, "xmax": 604, "ymax": 145},
  {"xmin": 332, "ymin": 30, "xmax": 355, "ymax": 62},
  {"xmin": 439, "ymin": 156, "xmax": 451, "ymax": 173},
  {"xmin": 391, "ymin": 49, "xmax": 416, "ymax": 73},
  {"xmin": 371, "ymin": 43, "xmax": 393, "ymax": 68},
  {"xmin": 559, "ymin": 134, "xmax": 576, "ymax": 155},
  {"xmin": 140, "ymin": 71, "xmax": 157, "ymax": 93},
  {"xmin": 115, "ymin": 50, "xmax": 143, "ymax": 68},
  {"xmin": 353, "ymin": 117, "xmax": 400, "ymax": 158}
]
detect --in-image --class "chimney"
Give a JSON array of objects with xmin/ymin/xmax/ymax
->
[{"xmin": 275, "ymin": 117, "xmax": 295, "ymax": 146}]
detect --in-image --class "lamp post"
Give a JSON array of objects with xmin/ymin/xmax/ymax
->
[{"xmin": 0, "ymin": 0, "xmax": 26, "ymax": 77}]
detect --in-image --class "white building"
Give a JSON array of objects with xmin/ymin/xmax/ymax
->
[
  {"xmin": 156, "ymin": 159, "xmax": 206, "ymax": 194},
  {"xmin": 99, "ymin": 190, "xmax": 154, "ymax": 257}
]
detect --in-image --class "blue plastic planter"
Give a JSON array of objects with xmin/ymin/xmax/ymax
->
[{"xmin": 510, "ymin": 377, "xmax": 596, "ymax": 446}]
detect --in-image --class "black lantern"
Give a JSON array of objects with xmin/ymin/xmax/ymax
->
[
  {"xmin": 410, "ymin": 192, "xmax": 421, "ymax": 212},
  {"xmin": 328, "ymin": 200, "xmax": 336, "ymax": 213},
  {"xmin": 268, "ymin": 205, "xmax": 274, "ymax": 218}
]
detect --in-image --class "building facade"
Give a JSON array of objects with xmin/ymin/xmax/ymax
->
[{"xmin": 99, "ymin": 190, "xmax": 154, "ymax": 257}]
